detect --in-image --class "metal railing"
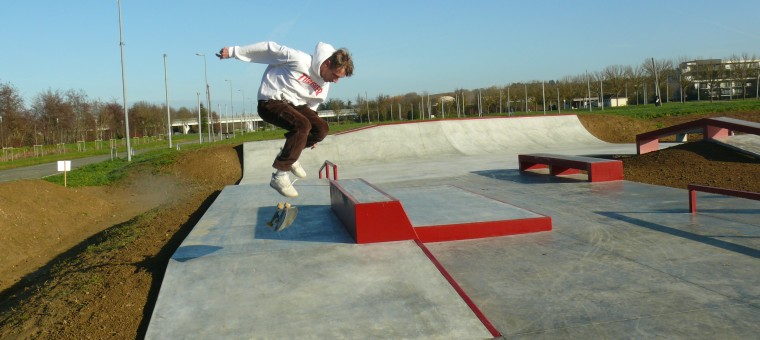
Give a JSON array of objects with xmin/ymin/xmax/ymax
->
[
  {"xmin": 319, "ymin": 160, "xmax": 338, "ymax": 180},
  {"xmin": 688, "ymin": 184, "xmax": 760, "ymax": 213}
]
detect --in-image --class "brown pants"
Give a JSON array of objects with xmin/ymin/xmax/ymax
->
[{"xmin": 257, "ymin": 100, "xmax": 328, "ymax": 171}]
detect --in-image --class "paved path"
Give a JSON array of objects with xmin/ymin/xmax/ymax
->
[
  {"xmin": 0, "ymin": 142, "xmax": 195, "ymax": 183},
  {"xmin": 0, "ymin": 154, "xmax": 114, "ymax": 182}
]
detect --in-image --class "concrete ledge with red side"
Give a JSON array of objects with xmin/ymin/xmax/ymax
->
[
  {"xmin": 636, "ymin": 116, "xmax": 760, "ymax": 155},
  {"xmin": 688, "ymin": 184, "xmax": 760, "ymax": 213},
  {"xmin": 329, "ymin": 178, "xmax": 552, "ymax": 244},
  {"xmin": 518, "ymin": 153, "xmax": 624, "ymax": 182},
  {"xmin": 329, "ymin": 178, "xmax": 416, "ymax": 244},
  {"xmin": 386, "ymin": 185, "xmax": 552, "ymax": 243}
]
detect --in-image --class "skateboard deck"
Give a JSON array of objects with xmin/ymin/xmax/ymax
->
[{"xmin": 266, "ymin": 202, "xmax": 298, "ymax": 232}]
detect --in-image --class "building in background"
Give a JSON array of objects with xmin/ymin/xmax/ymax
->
[{"xmin": 679, "ymin": 59, "xmax": 760, "ymax": 100}]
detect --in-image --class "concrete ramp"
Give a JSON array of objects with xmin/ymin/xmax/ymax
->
[
  {"xmin": 240, "ymin": 115, "xmax": 614, "ymax": 184},
  {"xmin": 713, "ymin": 134, "xmax": 760, "ymax": 158}
]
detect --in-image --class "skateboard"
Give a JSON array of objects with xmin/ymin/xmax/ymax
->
[{"xmin": 266, "ymin": 202, "xmax": 298, "ymax": 231}]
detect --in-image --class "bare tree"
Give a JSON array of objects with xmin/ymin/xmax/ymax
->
[
  {"xmin": 602, "ymin": 65, "xmax": 628, "ymax": 99},
  {"xmin": 130, "ymin": 101, "xmax": 166, "ymax": 137},
  {"xmin": 91, "ymin": 101, "xmax": 122, "ymax": 140},
  {"xmin": 627, "ymin": 65, "xmax": 647, "ymax": 105},
  {"xmin": 675, "ymin": 56, "xmax": 694, "ymax": 102},
  {"xmin": 0, "ymin": 81, "xmax": 33, "ymax": 147},
  {"xmin": 641, "ymin": 58, "xmax": 671, "ymax": 104},
  {"xmin": 325, "ymin": 98, "xmax": 345, "ymax": 123},
  {"xmin": 730, "ymin": 53, "xmax": 757, "ymax": 99},
  {"xmin": 399, "ymin": 92, "xmax": 420, "ymax": 120},
  {"xmin": 481, "ymin": 86, "xmax": 501, "ymax": 114},
  {"xmin": 65, "ymin": 89, "xmax": 93, "ymax": 141},
  {"xmin": 692, "ymin": 59, "xmax": 724, "ymax": 102},
  {"xmin": 31, "ymin": 90, "xmax": 73, "ymax": 144}
]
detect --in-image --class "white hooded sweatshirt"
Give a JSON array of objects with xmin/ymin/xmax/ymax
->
[{"xmin": 229, "ymin": 41, "xmax": 336, "ymax": 111}]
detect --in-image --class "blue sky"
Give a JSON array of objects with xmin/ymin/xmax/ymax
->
[{"xmin": 2, "ymin": 0, "xmax": 759, "ymax": 112}]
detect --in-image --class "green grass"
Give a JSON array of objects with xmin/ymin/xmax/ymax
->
[
  {"xmin": 44, "ymin": 147, "xmax": 179, "ymax": 187},
  {"xmin": 39, "ymin": 122, "xmax": 373, "ymax": 188},
  {"xmin": 557, "ymin": 98, "xmax": 760, "ymax": 119},
  {"xmin": 0, "ymin": 134, "xmax": 198, "ymax": 171},
  {"xmin": 85, "ymin": 213, "xmax": 153, "ymax": 254}
]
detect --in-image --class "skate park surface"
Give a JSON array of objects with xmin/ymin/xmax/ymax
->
[{"xmin": 146, "ymin": 115, "xmax": 760, "ymax": 339}]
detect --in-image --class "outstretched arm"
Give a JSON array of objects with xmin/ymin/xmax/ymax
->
[{"xmin": 215, "ymin": 42, "xmax": 296, "ymax": 64}]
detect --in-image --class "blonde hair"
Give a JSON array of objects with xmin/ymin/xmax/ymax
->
[{"xmin": 328, "ymin": 48, "xmax": 354, "ymax": 77}]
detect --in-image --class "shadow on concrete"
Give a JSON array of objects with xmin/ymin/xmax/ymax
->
[
  {"xmin": 233, "ymin": 144, "xmax": 245, "ymax": 185},
  {"xmin": 598, "ymin": 211, "xmax": 760, "ymax": 259},
  {"xmin": 253, "ymin": 205, "xmax": 354, "ymax": 244},
  {"xmin": 173, "ymin": 245, "xmax": 224, "ymax": 262},
  {"xmin": 471, "ymin": 168, "xmax": 586, "ymax": 184}
]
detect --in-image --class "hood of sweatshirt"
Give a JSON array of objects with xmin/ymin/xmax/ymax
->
[{"xmin": 311, "ymin": 42, "xmax": 337, "ymax": 81}]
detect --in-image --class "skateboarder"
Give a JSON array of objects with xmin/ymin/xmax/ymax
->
[{"xmin": 217, "ymin": 41, "xmax": 354, "ymax": 197}]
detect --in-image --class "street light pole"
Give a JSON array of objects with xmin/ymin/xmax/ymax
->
[
  {"xmin": 238, "ymin": 90, "xmax": 245, "ymax": 133},
  {"xmin": 239, "ymin": 89, "xmax": 245, "ymax": 117},
  {"xmin": 197, "ymin": 92, "xmax": 202, "ymax": 144},
  {"xmin": 117, "ymin": 0, "xmax": 132, "ymax": 161},
  {"xmin": 163, "ymin": 53, "xmax": 172, "ymax": 148},
  {"xmin": 225, "ymin": 79, "xmax": 233, "ymax": 133},
  {"xmin": 196, "ymin": 53, "xmax": 212, "ymax": 141},
  {"xmin": 238, "ymin": 89, "xmax": 248, "ymax": 132}
]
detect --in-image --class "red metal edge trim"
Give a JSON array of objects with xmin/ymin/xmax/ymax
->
[
  {"xmin": 688, "ymin": 183, "xmax": 760, "ymax": 213},
  {"xmin": 329, "ymin": 180, "xmax": 360, "ymax": 205},
  {"xmin": 413, "ymin": 239, "xmax": 502, "ymax": 338},
  {"xmin": 414, "ymin": 217, "xmax": 552, "ymax": 243},
  {"xmin": 335, "ymin": 114, "xmax": 579, "ymax": 136}
]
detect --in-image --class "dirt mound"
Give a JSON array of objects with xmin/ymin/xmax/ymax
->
[
  {"xmin": 1, "ymin": 114, "xmax": 759, "ymax": 339},
  {"xmin": 576, "ymin": 111, "xmax": 760, "ymax": 192},
  {"xmin": 0, "ymin": 145, "xmax": 241, "ymax": 339},
  {"xmin": 0, "ymin": 173, "xmax": 193, "ymax": 291}
]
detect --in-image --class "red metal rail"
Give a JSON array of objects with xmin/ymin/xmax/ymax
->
[
  {"xmin": 688, "ymin": 184, "xmax": 760, "ymax": 213},
  {"xmin": 636, "ymin": 117, "xmax": 760, "ymax": 155},
  {"xmin": 319, "ymin": 160, "xmax": 338, "ymax": 180}
]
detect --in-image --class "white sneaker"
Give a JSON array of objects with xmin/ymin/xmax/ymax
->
[
  {"xmin": 291, "ymin": 160, "xmax": 307, "ymax": 179},
  {"xmin": 270, "ymin": 172, "xmax": 299, "ymax": 197}
]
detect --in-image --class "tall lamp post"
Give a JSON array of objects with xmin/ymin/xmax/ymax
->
[
  {"xmin": 225, "ymin": 79, "xmax": 234, "ymax": 133},
  {"xmin": 238, "ymin": 89, "xmax": 246, "ymax": 133},
  {"xmin": 163, "ymin": 53, "xmax": 172, "ymax": 148},
  {"xmin": 238, "ymin": 89, "xmax": 245, "ymax": 115},
  {"xmin": 196, "ymin": 92, "xmax": 202, "ymax": 144},
  {"xmin": 117, "ymin": 0, "xmax": 131, "ymax": 161},
  {"xmin": 196, "ymin": 53, "xmax": 212, "ymax": 141}
]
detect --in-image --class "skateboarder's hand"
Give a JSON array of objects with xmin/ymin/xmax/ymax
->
[
  {"xmin": 216, "ymin": 47, "xmax": 230, "ymax": 59},
  {"xmin": 311, "ymin": 143, "xmax": 318, "ymax": 150}
]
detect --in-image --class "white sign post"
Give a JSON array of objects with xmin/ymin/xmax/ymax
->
[{"xmin": 57, "ymin": 160, "xmax": 71, "ymax": 187}]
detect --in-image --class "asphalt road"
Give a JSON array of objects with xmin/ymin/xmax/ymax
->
[
  {"xmin": 0, "ymin": 139, "xmax": 207, "ymax": 183},
  {"xmin": 0, "ymin": 154, "xmax": 119, "ymax": 183}
]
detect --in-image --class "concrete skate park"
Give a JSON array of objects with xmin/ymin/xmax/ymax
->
[{"xmin": 146, "ymin": 115, "xmax": 760, "ymax": 339}]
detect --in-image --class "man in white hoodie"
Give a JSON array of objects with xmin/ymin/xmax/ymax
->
[{"xmin": 217, "ymin": 42, "xmax": 353, "ymax": 197}]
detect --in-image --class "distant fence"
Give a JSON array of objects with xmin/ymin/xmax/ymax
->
[{"xmin": 0, "ymin": 136, "xmax": 165, "ymax": 163}]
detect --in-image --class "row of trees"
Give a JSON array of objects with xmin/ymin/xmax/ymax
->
[
  {"xmin": 0, "ymin": 85, "xmax": 216, "ymax": 148},
  {"xmin": 3, "ymin": 53, "xmax": 759, "ymax": 148},
  {"xmin": 334, "ymin": 53, "xmax": 760, "ymax": 123}
]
